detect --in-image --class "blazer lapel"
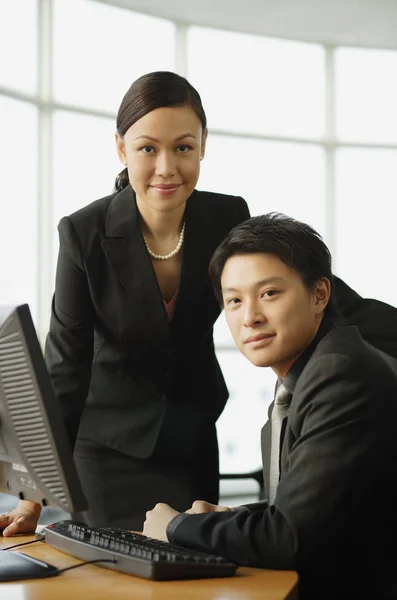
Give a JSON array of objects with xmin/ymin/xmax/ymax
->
[
  {"xmin": 102, "ymin": 186, "xmax": 169, "ymax": 347},
  {"xmin": 171, "ymin": 191, "xmax": 218, "ymax": 328}
]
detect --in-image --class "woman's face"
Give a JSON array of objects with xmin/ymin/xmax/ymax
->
[{"xmin": 116, "ymin": 105, "xmax": 207, "ymax": 215}]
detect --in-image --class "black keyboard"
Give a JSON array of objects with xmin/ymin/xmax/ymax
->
[{"xmin": 43, "ymin": 520, "xmax": 237, "ymax": 580}]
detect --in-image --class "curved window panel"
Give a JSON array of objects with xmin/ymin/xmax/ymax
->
[
  {"xmin": 336, "ymin": 47, "xmax": 397, "ymax": 144},
  {"xmin": 53, "ymin": 0, "xmax": 175, "ymax": 112},
  {"xmin": 335, "ymin": 148, "xmax": 397, "ymax": 307},
  {"xmin": 0, "ymin": 0, "xmax": 38, "ymax": 93},
  {"xmin": 188, "ymin": 26, "xmax": 325, "ymax": 138},
  {"xmin": 0, "ymin": 97, "xmax": 38, "ymax": 320}
]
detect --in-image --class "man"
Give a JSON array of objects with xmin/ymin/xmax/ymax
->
[{"xmin": 143, "ymin": 213, "xmax": 397, "ymax": 599}]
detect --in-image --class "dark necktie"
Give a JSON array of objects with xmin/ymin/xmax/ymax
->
[{"xmin": 268, "ymin": 382, "xmax": 290, "ymax": 505}]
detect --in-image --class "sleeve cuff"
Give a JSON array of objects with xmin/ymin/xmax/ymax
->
[{"xmin": 166, "ymin": 513, "xmax": 191, "ymax": 543}]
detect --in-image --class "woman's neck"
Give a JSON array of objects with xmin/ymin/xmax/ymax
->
[{"xmin": 137, "ymin": 202, "xmax": 185, "ymax": 242}]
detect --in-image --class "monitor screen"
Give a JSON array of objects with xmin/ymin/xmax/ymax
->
[{"xmin": 0, "ymin": 304, "xmax": 87, "ymax": 514}]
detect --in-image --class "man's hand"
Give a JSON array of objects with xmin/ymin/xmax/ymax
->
[
  {"xmin": 185, "ymin": 500, "xmax": 231, "ymax": 514},
  {"xmin": 143, "ymin": 503, "xmax": 180, "ymax": 542}
]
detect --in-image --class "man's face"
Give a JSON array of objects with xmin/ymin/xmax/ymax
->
[{"xmin": 221, "ymin": 253, "xmax": 329, "ymax": 378}]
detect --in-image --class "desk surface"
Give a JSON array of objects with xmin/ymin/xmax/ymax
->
[{"xmin": 0, "ymin": 534, "xmax": 298, "ymax": 600}]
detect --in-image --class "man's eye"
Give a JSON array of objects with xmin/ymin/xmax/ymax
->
[{"xmin": 263, "ymin": 290, "xmax": 278, "ymax": 298}]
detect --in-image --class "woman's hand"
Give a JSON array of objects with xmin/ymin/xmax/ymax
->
[{"xmin": 0, "ymin": 502, "xmax": 41, "ymax": 537}]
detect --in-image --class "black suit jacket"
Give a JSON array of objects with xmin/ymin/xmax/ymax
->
[
  {"xmin": 168, "ymin": 324, "xmax": 397, "ymax": 599},
  {"xmin": 44, "ymin": 186, "xmax": 250, "ymax": 459}
]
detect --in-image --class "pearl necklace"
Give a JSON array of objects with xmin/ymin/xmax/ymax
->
[{"xmin": 144, "ymin": 221, "xmax": 186, "ymax": 261}]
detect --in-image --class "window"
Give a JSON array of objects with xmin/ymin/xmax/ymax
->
[
  {"xmin": 0, "ymin": 97, "xmax": 38, "ymax": 320},
  {"xmin": 216, "ymin": 349, "xmax": 277, "ymax": 474},
  {"xmin": 335, "ymin": 147, "xmax": 397, "ymax": 307},
  {"xmin": 336, "ymin": 47, "xmax": 397, "ymax": 144},
  {"xmin": 200, "ymin": 134, "xmax": 326, "ymax": 236},
  {"xmin": 188, "ymin": 26, "xmax": 325, "ymax": 138},
  {"xmin": 0, "ymin": 0, "xmax": 38, "ymax": 94},
  {"xmin": 53, "ymin": 0, "xmax": 176, "ymax": 112},
  {"xmin": 51, "ymin": 110, "xmax": 121, "ymax": 283},
  {"xmin": 52, "ymin": 110, "xmax": 120, "ymax": 224}
]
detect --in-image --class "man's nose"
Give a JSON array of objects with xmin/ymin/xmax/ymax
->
[{"xmin": 243, "ymin": 300, "xmax": 266, "ymax": 326}]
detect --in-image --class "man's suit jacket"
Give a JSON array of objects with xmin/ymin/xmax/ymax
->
[
  {"xmin": 168, "ymin": 324, "xmax": 397, "ymax": 599},
  {"xmin": 44, "ymin": 186, "xmax": 250, "ymax": 458}
]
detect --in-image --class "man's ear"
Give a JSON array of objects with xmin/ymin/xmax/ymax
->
[{"xmin": 314, "ymin": 278, "xmax": 331, "ymax": 314}]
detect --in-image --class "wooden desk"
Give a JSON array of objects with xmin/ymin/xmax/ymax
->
[{"xmin": 0, "ymin": 534, "xmax": 298, "ymax": 599}]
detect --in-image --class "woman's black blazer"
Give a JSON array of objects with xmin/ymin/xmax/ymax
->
[{"xmin": 44, "ymin": 186, "xmax": 250, "ymax": 459}]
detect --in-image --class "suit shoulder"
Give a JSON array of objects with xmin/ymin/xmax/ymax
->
[
  {"xmin": 194, "ymin": 189, "xmax": 247, "ymax": 207},
  {"xmin": 192, "ymin": 189, "xmax": 250, "ymax": 222},
  {"xmin": 317, "ymin": 326, "xmax": 383, "ymax": 359},
  {"xmin": 59, "ymin": 192, "xmax": 116, "ymax": 230},
  {"xmin": 292, "ymin": 327, "xmax": 397, "ymax": 427},
  {"xmin": 58, "ymin": 193, "xmax": 116, "ymax": 235},
  {"xmin": 194, "ymin": 189, "xmax": 245, "ymax": 202},
  {"xmin": 303, "ymin": 326, "xmax": 397, "ymax": 389}
]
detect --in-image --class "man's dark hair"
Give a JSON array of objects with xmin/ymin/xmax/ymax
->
[{"xmin": 209, "ymin": 212, "xmax": 337, "ymax": 317}]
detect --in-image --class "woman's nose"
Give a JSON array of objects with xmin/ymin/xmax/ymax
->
[{"xmin": 155, "ymin": 152, "xmax": 176, "ymax": 177}]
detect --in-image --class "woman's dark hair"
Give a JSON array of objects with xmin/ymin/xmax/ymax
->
[
  {"xmin": 209, "ymin": 212, "xmax": 337, "ymax": 318},
  {"xmin": 114, "ymin": 71, "xmax": 207, "ymax": 192}
]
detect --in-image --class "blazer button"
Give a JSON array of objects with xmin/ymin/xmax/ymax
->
[{"xmin": 157, "ymin": 393, "xmax": 167, "ymax": 403}]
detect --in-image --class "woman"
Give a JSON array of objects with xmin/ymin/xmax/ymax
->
[{"xmin": 0, "ymin": 71, "xmax": 250, "ymax": 532}]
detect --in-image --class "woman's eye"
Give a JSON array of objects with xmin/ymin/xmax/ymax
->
[
  {"xmin": 141, "ymin": 146, "xmax": 154, "ymax": 154},
  {"xmin": 177, "ymin": 145, "xmax": 192, "ymax": 153},
  {"xmin": 226, "ymin": 298, "xmax": 240, "ymax": 305}
]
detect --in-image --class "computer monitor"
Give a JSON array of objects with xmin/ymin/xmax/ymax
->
[{"xmin": 0, "ymin": 303, "xmax": 87, "ymax": 514}]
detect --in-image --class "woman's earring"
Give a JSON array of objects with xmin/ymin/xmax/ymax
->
[{"xmin": 123, "ymin": 159, "xmax": 128, "ymax": 166}]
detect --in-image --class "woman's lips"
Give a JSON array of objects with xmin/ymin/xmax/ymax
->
[{"xmin": 151, "ymin": 184, "xmax": 182, "ymax": 195}]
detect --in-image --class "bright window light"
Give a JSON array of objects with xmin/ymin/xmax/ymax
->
[
  {"xmin": 53, "ymin": 0, "xmax": 176, "ymax": 112},
  {"xmin": 51, "ymin": 109, "xmax": 121, "ymax": 282},
  {"xmin": 336, "ymin": 47, "xmax": 397, "ymax": 143},
  {"xmin": 335, "ymin": 147, "xmax": 397, "ymax": 307},
  {"xmin": 188, "ymin": 26, "xmax": 325, "ymax": 138},
  {"xmin": 0, "ymin": 0, "xmax": 38, "ymax": 94},
  {"xmin": 216, "ymin": 349, "xmax": 277, "ymax": 474},
  {"xmin": 200, "ymin": 134, "xmax": 326, "ymax": 238},
  {"xmin": 0, "ymin": 96, "xmax": 38, "ymax": 320}
]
